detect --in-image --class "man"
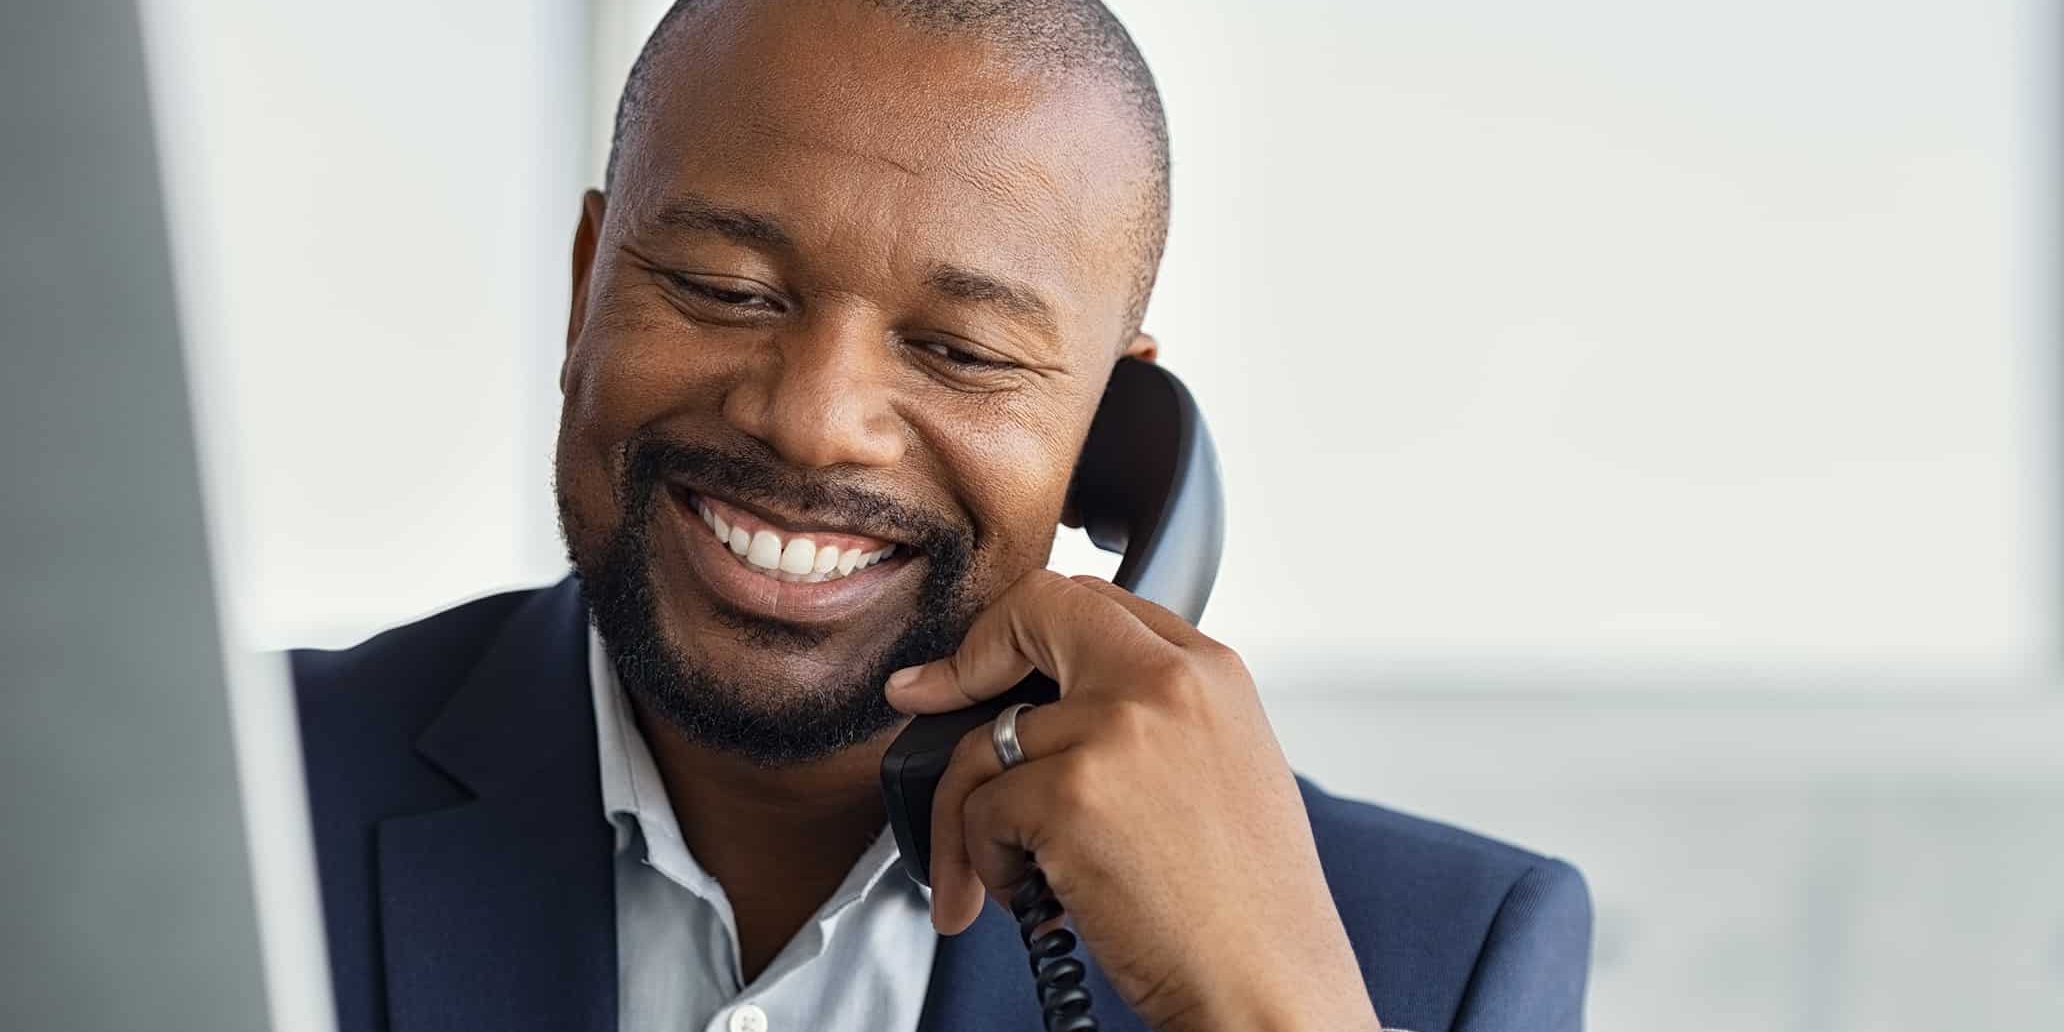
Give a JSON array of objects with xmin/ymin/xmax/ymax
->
[{"xmin": 294, "ymin": 2, "xmax": 1592, "ymax": 1030}]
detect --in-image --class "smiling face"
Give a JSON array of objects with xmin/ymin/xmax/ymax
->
[{"xmin": 556, "ymin": 0, "xmax": 1163, "ymax": 764}]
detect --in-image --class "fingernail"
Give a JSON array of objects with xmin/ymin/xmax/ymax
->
[{"xmin": 886, "ymin": 665, "xmax": 924, "ymax": 692}]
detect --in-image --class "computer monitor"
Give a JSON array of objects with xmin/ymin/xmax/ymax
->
[{"xmin": 0, "ymin": 2, "xmax": 334, "ymax": 1029}]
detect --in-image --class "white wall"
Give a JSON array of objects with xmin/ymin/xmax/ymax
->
[
  {"xmin": 158, "ymin": 1, "xmax": 2064, "ymax": 1029},
  {"xmin": 1101, "ymin": 0, "xmax": 2058, "ymax": 685},
  {"xmin": 147, "ymin": 0, "xmax": 587, "ymax": 650}
]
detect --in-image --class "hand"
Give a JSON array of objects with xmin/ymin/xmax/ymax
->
[{"xmin": 885, "ymin": 571, "xmax": 1380, "ymax": 1032}]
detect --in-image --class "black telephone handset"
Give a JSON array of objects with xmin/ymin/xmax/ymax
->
[{"xmin": 881, "ymin": 356, "xmax": 1224, "ymax": 1031}]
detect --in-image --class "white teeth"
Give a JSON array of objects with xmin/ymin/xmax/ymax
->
[
  {"xmin": 746, "ymin": 529, "xmax": 784, "ymax": 569},
  {"xmin": 698, "ymin": 499, "xmax": 899, "ymax": 582},
  {"xmin": 779, "ymin": 537, "xmax": 817, "ymax": 575}
]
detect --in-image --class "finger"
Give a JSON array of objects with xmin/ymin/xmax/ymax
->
[
  {"xmin": 925, "ymin": 701, "xmax": 1081, "ymax": 934},
  {"xmin": 960, "ymin": 757, "xmax": 1078, "ymax": 908},
  {"xmin": 886, "ymin": 570, "xmax": 1165, "ymax": 715},
  {"xmin": 962, "ymin": 769, "xmax": 1041, "ymax": 908},
  {"xmin": 1067, "ymin": 574, "xmax": 1210, "ymax": 648}
]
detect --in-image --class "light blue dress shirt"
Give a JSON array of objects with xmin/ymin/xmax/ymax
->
[{"xmin": 587, "ymin": 628, "xmax": 938, "ymax": 1032}]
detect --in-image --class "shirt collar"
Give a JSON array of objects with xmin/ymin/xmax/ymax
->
[{"xmin": 588, "ymin": 623, "xmax": 675, "ymax": 856}]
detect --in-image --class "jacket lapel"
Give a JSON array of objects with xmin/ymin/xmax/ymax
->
[
  {"xmin": 915, "ymin": 903, "xmax": 1148, "ymax": 1032},
  {"xmin": 376, "ymin": 578, "xmax": 617, "ymax": 1032}
]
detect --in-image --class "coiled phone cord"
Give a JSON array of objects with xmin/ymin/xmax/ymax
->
[{"xmin": 1010, "ymin": 864, "xmax": 1098, "ymax": 1032}]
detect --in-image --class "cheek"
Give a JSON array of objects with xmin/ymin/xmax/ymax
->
[
  {"xmin": 555, "ymin": 293, "xmax": 732, "ymax": 531},
  {"xmin": 568, "ymin": 287, "xmax": 729, "ymax": 441},
  {"xmin": 552, "ymin": 381, "xmax": 625, "ymax": 555},
  {"xmin": 931, "ymin": 400, "xmax": 1085, "ymax": 581}
]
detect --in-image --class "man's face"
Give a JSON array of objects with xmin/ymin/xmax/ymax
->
[{"xmin": 555, "ymin": 2, "xmax": 1156, "ymax": 763}]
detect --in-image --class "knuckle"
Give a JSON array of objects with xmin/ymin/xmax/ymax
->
[
  {"xmin": 1049, "ymin": 754, "xmax": 1101, "ymax": 813},
  {"xmin": 1195, "ymin": 637, "xmax": 1243, "ymax": 670},
  {"xmin": 1201, "ymin": 643, "xmax": 1255, "ymax": 690},
  {"xmin": 1140, "ymin": 652, "xmax": 1205, "ymax": 709},
  {"xmin": 1045, "ymin": 573, "xmax": 1095, "ymax": 613},
  {"xmin": 1101, "ymin": 697, "xmax": 1156, "ymax": 744},
  {"xmin": 941, "ymin": 651, "xmax": 984, "ymax": 702},
  {"xmin": 998, "ymin": 571, "xmax": 1071, "ymax": 630},
  {"xmin": 1011, "ymin": 568, "xmax": 1067, "ymax": 602}
]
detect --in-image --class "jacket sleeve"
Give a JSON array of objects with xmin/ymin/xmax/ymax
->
[{"xmin": 1448, "ymin": 859, "xmax": 1593, "ymax": 1032}]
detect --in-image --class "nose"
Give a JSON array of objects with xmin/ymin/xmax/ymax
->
[{"xmin": 722, "ymin": 313, "xmax": 906, "ymax": 470}]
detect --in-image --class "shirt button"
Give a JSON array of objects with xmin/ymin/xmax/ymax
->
[{"xmin": 727, "ymin": 1003, "xmax": 769, "ymax": 1032}]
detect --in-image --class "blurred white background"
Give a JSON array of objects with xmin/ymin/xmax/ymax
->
[{"xmin": 144, "ymin": 1, "xmax": 2064, "ymax": 1028}]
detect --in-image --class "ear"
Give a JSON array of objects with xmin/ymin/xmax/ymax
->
[
  {"xmin": 561, "ymin": 189, "xmax": 609, "ymax": 394},
  {"xmin": 1124, "ymin": 330, "xmax": 1159, "ymax": 363}
]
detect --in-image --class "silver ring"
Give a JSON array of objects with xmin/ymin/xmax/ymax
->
[{"xmin": 991, "ymin": 702, "xmax": 1035, "ymax": 770}]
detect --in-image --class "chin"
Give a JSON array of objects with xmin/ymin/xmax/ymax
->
[{"xmin": 671, "ymin": 608, "xmax": 897, "ymax": 697}]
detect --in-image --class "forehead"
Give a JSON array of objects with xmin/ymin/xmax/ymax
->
[{"xmin": 613, "ymin": 2, "xmax": 1152, "ymax": 330}]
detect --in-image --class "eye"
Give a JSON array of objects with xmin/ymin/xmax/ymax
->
[
  {"xmin": 667, "ymin": 273, "xmax": 783, "ymax": 313},
  {"xmin": 913, "ymin": 339, "xmax": 1008, "ymax": 370}
]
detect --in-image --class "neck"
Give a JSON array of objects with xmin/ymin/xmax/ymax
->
[{"xmin": 628, "ymin": 694, "xmax": 899, "ymax": 980}]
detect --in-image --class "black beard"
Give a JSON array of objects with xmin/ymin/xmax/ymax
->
[{"xmin": 561, "ymin": 435, "xmax": 978, "ymax": 766}]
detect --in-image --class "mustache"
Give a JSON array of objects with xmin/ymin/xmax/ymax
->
[{"xmin": 617, "ymin": 435, "xmax": 972, "ymax": 556}]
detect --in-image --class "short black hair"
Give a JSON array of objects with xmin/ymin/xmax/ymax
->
[{"xmin": 604, "ymin": 0, "xmax": 1172, "ymax": 335}]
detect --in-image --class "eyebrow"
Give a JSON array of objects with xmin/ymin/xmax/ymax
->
[
  {"xmin": 651, "ymin": 196, "xmax": 791, "ymax": 248},
  {"xmin": 926, "ymin": 263, "xmax": 1060, "ymax": 338}
]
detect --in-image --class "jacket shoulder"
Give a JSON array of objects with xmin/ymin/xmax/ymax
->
[
  {"xmin": 291, "ymin": 588, "xmax": 543, "ymax": 753},
  {"xmin": 1298, "ymin": 778, "xmax": 1592, "ymax": 1032},
  {"xmin": 1300, "ymin": 776, "xmax": 1560, "ymax": 890}
]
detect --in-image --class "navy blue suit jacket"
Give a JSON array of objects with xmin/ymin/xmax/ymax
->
[{"xmin": 293, "ymin": 578, "xmax": 1591, "ymax": 1031}]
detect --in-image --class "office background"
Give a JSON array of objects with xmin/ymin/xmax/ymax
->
[{"xmin": 141, "ymin": 1, "xmax": 2064, "ymax": 1027}]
